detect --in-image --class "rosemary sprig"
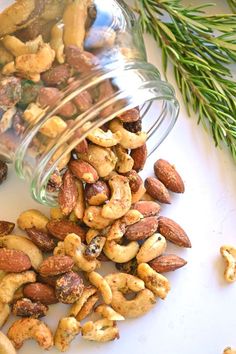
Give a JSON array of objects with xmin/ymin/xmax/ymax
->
[
  {"xmin": 227, "ymin": 0, "xmax": 236, "ymax": 13},
  {"xmin": 135, "ymin": 0, "xmax": 236, "ymax": 160}
]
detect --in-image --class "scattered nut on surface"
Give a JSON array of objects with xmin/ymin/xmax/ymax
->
[{"xmin": 220, "ymin": 245, "xmax": 236, "ymax": 282}]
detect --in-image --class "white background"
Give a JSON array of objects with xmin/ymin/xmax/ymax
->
[{"xmin": 1, "ymin": 1, "xmax": 236, "ymax": 353}]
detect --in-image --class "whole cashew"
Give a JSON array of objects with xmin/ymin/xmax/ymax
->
[
  {"xmin": 105, "ymin": 273, "xmax": 156, "ymax": 318},
  {"xmin": 136, "ymin": 234, "xmax": 167, "ymax": 263},
  {"xmin": 17, "ymin": 209, "xmax": 49, "ymax": 231},
  {"xmin": 54, "ymin": 317, "xmax": 81, "ymax": 352},
  {"xmin": 69, "ymin": 286, "xmax": 97, "ymax": 320},
  {"xmin": 83, "ymin": 206, "xmax": 113, "ymax": 230},
  {"xmin": 0, "ymin": 331, "xmax": 16, "ymax": 354},
  {"xmin": 103, "ymin": 239, "xmax": 139, "ymax": 263},
  {"xmin": 109, "ymin": 119, "xmax": 147, "ymax": 149},
  {"xmin": 115, "ymin": 145, "xmax": 134, "ymax": 173},
  {"xmin": 64, "ymin": 234, "xmax": 100, "ymax": 272},
  {"xmin": 50, "ymin": 21, "xmax": 65, "ymax": 64},
  {"xmin": 95, "ymin": 305, "xmax": 125, "ymax": 321},
  {"xmin": 137, "ymin": 263, "xmax": 170, "ymax": 299},
  {"xmin": 102, "ymin": 175, "xmax": 132, "ymax": 220},
  {"xmin": 85, "ymin": 123, "xmax": 121, "ymax": 147},
  {"xmin": 0, "ymin": 303, "xmax": 10, "ymax": 328},
  {"xmin": 0, "ymin": 235, "xmax": 43, "ymax": 270},
  {"xmin": 81, "ymin": 319, "xmax": 119, "ymax": 342},
  {"xmin": 7, "ymin": 318, "xmax": 53, "ymax": 350},
  {"xmin": 87, "ymin": 271, "xmax": 112, "ymax": 305},
  {"xmin": 2, "ymin": 35, "xmax": 43, "ymax": 57},
  {"xmin": 0, "ymin": 271, "xmax": 36, "ymax": 304},
  {"xmin": 220, "ymin": 245, "xmax": 236, "ymax": 282}
]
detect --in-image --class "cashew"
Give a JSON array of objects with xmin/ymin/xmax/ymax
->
[
  {"xmin": 105, "ymin": 273, "xmax": 156, "ymax": 318},
  {"xmin": 0, "ymin": 331, "xmax": 16, "ymax": 354},
  {"xmin": 103, "ymin": 239, "xmax": 139, "ymax": 263},
  {"xmin": 115, "ymin": 145, "xmax": 134, "ymax": 173},
  {"xmin": 0, "ymin": 107, "xmax": 16, "ymax": 134},
  {"xmin": 54, "ymin": 317, "xmax": 81, "ymax": 352},
  {"xmin": 75, "ymin": 294, "xmax": 99, "ymax": 321},
  {"xmin": 122, "ymin": 210, "xmax": 143, "ymax": 226},
  {"xmin": 220, "ymin": 245, "xmax": 236, "ymax": 282},
  {"xmin": 85, "ymin": 124, "xmax": 121, "ymax": 147},
  {"xmin": 102, "ymin": 175, "xmax": 132, "ymax": 220},
  {"xmin": 106, "ymin": 210, "xmax": 143, "ymax": 241},
  {"xmin": 69, "ymin": 286, "xmax": 97, "ymax": 319},
  {"xmin": 64, "ymin": 234, "xmax": 99, "ymax": 272},
  {"xmin": 95, "ymin": 305, "xmax": 124, "ymax": 321},
  {"xmin": 137, "ymin": 263, "xmax": 170, "ymax": 299},
  {"xmin": 0, "ymin": 235, "xmax": 43, "ymax": 270},
  {"xmin": 136, "ymin": 234, "xmax": 167, "ymax": 264},
  {"xmin": 87, "ymin": 271, "xmax": 112, "ymax": 305},
  {"xmin": 0, "ymin": 303, "xmax": 10, "ymax": 328},
  {"xmin": 81, "ymin": 319, "xmax": 119, "ymax": 342},
  {"xmin": 78, "ymin": 144, "xmax": 117, "ymax": 178},
  {"xmin": 23, "ymin": 103, "xmax": 44, "ymax": 125},
  {"xmin": 50, "ymin": 207, "xmax": 65, "ymax": 220},
  {"xmin": 110, "ymin": 119, "xmax": 147, "ymax": 149},
  {"xmin": 54, "ymin": 241, "xmax": 66, "ymax": 256},
  {"xmin": 0, "ymin": 272, "xmax": 6, "ymax": 282},
  {"xmin": 15, "ymin": 43, "xmax": 55, "ymax": 77},
  {"xmin": 141, "ymin": 192, "xmax": 155, "ymax": 202},
  {"xmin": 40, "ymin": 116, "xmax": 67, "ymax": 138},
  {"xmin": 2, "ymin": 61, "xmax": 15, "ymax": 76},
  {"xmin": 50, "ymin": 21, "xmax": 65, "ymax": 64},
  {"xmin": 2, "ymin": 35, "xmax": 43, "ymax": 57},
  {"xmin": 0, "ymin": 271, "xmax": 36, "ymax": 304},
  {"xmin": 74, "ymin": 180, "xmax": 85, "ymax": 220},
  {"xmin": 49, "ymin": 143, "xmax": 71, "ymax": 171},
  {"xmin": 63, "ymin": 0, "xmax": 90, "ymax": 49},
  {"xmin": 7, "ymin": 318, "xmax": 53, "ymax": 350},
  {"xmin": 132, "ymin": 182, "xmax": 146, "ymax": 203},
  {"xmin": 86, "ymin": 229, "xmax": 100, "ymax": 244},
  {"xmin": 83, "ymin": 206, "xmax": 113, "ymax": 230},
  {"xmin": 17, "ymin": 209, "xmax": 49, "ymax": 231},
  {"xmin": 0, "ymin": 45, "xmax": 13, "ymax": 66},
  {"xmin": 224, "ymin": 348, "xmax": 236, "ymax": 354}
]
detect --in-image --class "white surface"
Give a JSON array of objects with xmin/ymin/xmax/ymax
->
[{"xmin": 1, "ymin": 1, "xmax": 236, "ymax": 354}]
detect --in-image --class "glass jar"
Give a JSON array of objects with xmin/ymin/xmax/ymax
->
[{"xmin": 0, "ymin": 0, "xmax": 179, "ymax": 206}]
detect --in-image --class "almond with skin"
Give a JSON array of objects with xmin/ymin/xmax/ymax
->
[
  {"xmin": 47, "ymin": 219, "xmax": 86, "ymax": 241},
  {"xmin": 38, "ymin": 255, "xmax": 74, "ymax": 277},
  {"xmin": 23, "ymin": 283, "xmax": 58, "ymax": 305},
  {"xmin": 130, "ymin": 144, "xmax": 147, "ymax": 172},
  {"xmin": 158, "ymin": 216, "xmax": 191, "ymax": 248},
  {"xmin": 132, "ymin": 201, "xmax": 161, "ymax": 217},
  {"xmin": 149, "ymin": 254, "xmax": 187, "ymax": 273},
  {"xmin": 69, "ymin": 159, "xmax": 99, "ymax": 184},
  {"xmin": 25, "ymin": 227, "xmax": 55, "ymax": 252},
  {"xmin": 0, "ymin": 248, "xmax": 31, "ymax": 272},
  {"xmin": 154, "ymin": 159, "xmax": 185, "ymax": 193},
  {"xmin": 145, "ymin": 177, "xmax": 171, "ymax": 204},
  {"xmin": 124, "ymin": 170, "xmax": 143, "ymax": 193},
  {"xmin": 58, "ymin": 170, "xmax": 78, "ymax": 216},
  {"xmin": 0, "ymin": 221, "xmax": 15, "ymax": 236},
  {"xmin": 125, "ymin": 216, "xmax": 158, "ymax": 241}
]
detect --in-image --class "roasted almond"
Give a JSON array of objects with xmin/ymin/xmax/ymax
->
[
  {"xmin": 23, "ymin": 283, "xmax": 58, "ymax": 305},
  {"xmin": 38, "ymin": 255, "xmax": 74, "ymax": 277},
  {"xmin": 0, "ymin": 248, "xmax": 31, "ymax": 273},
  {"xmin": 12, "ymin": 298, "xmax": 48, "ymax": 318},
  {"xmin": 149, "ymin": 254, "xmax": 187, "ymax": 273},
  {"xmin": 47, "ymin": 219, "xmax": 86, "ymax": 241},
  {"xmin": 58, "ymin": 170, "xmax": 78, "ymax": 216},
  {"xmin": 132, "ymin": 201, "xmax": 161, "ymax": 217},
  {"xmin": 130, "ymin": 143, "xmax": 147, "ymax": 172},
  {"xmin": 25, "ymin": 227, "xmax": 55, "ymax": 252},
  {"xmin": 154, "ymin": 159, "xmax": 185, "ymax": 193},
  {"xmin": 0, "ymin": 221, "xmax": 15, "ymax": 236},
  {"xmin": 145, "ymin": 177, "xmax": 171, "ymax": 204},
  {"xmin": 117, "ymin": 107, "xmax": 140, "ymax": 123},
  {"xmin": 125, "ymin": 216, "xmax": 158, "ymax": 241},
  {"xmin": 55, "ymin": 271, "xmax": 84, "ymax": 304},
  {"xmin": 69, "ymin": 160, "xmax": 99, "ymax": 184},
  {"xmin": 124, "ymin": 170, "xmax": 143, "ymax": 193},
  {"xmin": 158, "ymin": 216, "xmax": 191, "ymax": 248}
]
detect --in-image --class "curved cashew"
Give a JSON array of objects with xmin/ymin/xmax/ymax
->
[
  {"xmin": 220, "ymin": 245, "xmax": 236, "ymax": 282},
  {"xmin": 136, "ymin": 234, "xmax": 167, "ymax": 264},
  {"xmin": 54, "ymin": 317, "xmax": 81, "ymax": 352},
  {"xmin": 87, "ymin": 271, "xmax": 112, "ymax": 305},
  {"xmin": 7, "ymin": 318, "xmax": 53, "ymax": 350},
  {"xmin": 137, "ymin": 263, "xmax": 170, "ymax": 299},
  {"xmin": 95, "ymin": 305, "xmax": 124, "ymax": 321},
  {"xmin": 102, "ymin": 175, "xmax": 132, "ymax": 220},
  {"xmin": 0, "ymin": 303, "xmax": 10, "ymax": 328},
  {"xmin": 86, "ymin": 125, "xmax": 121, "ymax": 147},
  {"xmin": 0, "ymin": 235, "xmax": 43, "ymax": 270},
  {"xmin": 50, "ymin": 21, "xmax": 65, "ymax": 64},
  {"xmin": 2, "ymin": 35, "xmax": 43, "ymax": 57},
  {"xmin": 69, "ymin": 286, "xmax": 97, "ymax": 320},
  {"xmin": 17, "ymin": 209, "xmax": 49, "ymax": 231},
  {"xmin": 105, "ymin": 273, "xmax": 156, "ymax": 318},
  {"xmin": 115, "ymin": 145, "xmax": 134, "ymax": 173},
  {"xmin": 109, "ymin": 119, "xmax": 147, "ymax": 149},
  {"xmin": 75, "ymin": 294, "xmax": 99, "ymax": 321},
  {"xmin": 40, "ymin": 116, "xmax": 67, "ymax": 138},
  {"xmin": 83, "ymin": 206, "xmax": 113, "ymax": 230},
  {"xmin": 81, "ymin": 319, "xmax": 119, "ymax": 342},
  {"xmin": 0, "ymin": 331, "xmax": 16, "ymax": 354},
  {"xmin": 86, "ymin": 229, "xmax": 100, "ymax": 244},
  {"xmin": 0, "ymin": 271, "xmax": 36, "ymax": 304},
  {"xmin": 78, "ymin": 145, "xmax": 117, "ymax": 178},
  {"xmin": 103, "ymin": 239, "xmax": 139, "ymax": 263},
  {"xmin": 64, "ymin": 234, "xmax": 100, "ymax": 272}
]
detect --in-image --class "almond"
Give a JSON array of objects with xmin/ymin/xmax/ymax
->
[
  {"xmin": 149, "ymin": 254, "xmax": 187, "ymax": 273},
  {"xmin": 154, "ymin": 159, "xmax": 185, "ymax": 193},
  {"xmin": 132, "ymin": 201, "xmax": 161, "ymax": 217},
  {"xmin": 55, "ymin": 271, "xmax": 84, "ymax": 304},
  {"xmin": 125, "ymin": 216, "xmax": 158, "ymax": 241},
  {"xmin": 69, "ymin": 160, "xmax": 99, "ymax": 184},
  {"xmin": 25, "ymin": 227, "xmax": 55, "ymax": 252},
  {"xmin": 58, "ymin": 170, "xmax": 78, "ymax": 216},
  {"xmin": 124, "ymin": 170, "xmax": 143, "ymax": 193},
  {"xmin": 0, "ymin": 221, "xmax": 15, "ymax": 236},
  {"xmin": 47, "ymin": 219, "xmax": 86, "ymax": 241},
  {"xmin": 12, "ymin": 298, "xmax": 48, "ymax": 318},
  {"xmin": 145, "ymin": 177, "xmax": 171, "ymax": 204},
  {"xmin": 38, "ymin": 255, "xmax": 74, "ymax": 277},
  {"xmin": 23, "ymin": 282, "xmax": 58, "ymax": 305},
  {"xmin": 0, "ymin": 248, "xmax": 31, "ymax": 272},
  {"xmin": 117, "ymin": 107, "xmax": 140, "ymax": 122},
  {"xmin": 158, "ymin": 216, "xmax": 191, "ymax": 248},
  {"xmin": 130, "ymin": 144, "xmax": 147, "ymax": 172}
]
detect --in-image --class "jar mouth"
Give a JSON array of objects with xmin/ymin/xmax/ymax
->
[{"xmin": 14, "ymin": 60, "xmax": 179, "ymax": 206}]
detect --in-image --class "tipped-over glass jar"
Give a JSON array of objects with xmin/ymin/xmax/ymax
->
[{"xmin": 0, "ymin": 0, "xmax": 179, "ymax": 205}]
